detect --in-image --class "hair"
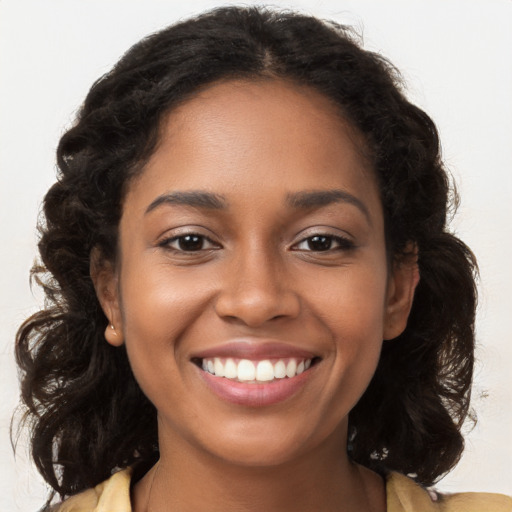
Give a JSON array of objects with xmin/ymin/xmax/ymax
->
[{"xmin": 15, "ymin": 5, "xmax": 477, "ymax": 504}]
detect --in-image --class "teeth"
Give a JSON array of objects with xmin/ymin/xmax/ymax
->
[
  {"xmin": 256, "ymin": 360, "xmax": 274, "ymax": 381},
  {"xmin": 224, "ymin": 358, "xmax": 238, "ymax": 379},
  {"xmin": 274, "ymin": 360, "xmax": 286, "ymax": 379},
  {"xmin": 213, "ymin": 358, "xmax": 224, "ymax": 377},
  {"xmin": 286, "ymin": 359, "xmax": 297, "ymax": 378},
  {"xmin": 237, "ymin": 360, "xmax": 256, "ymax": 381},
  {"xmin": 200, "ymin": 357, "xmax": 314, "ymax": 382}
]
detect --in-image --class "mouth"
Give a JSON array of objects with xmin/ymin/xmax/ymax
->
[
  {"xmin": 190, "ymin": 340, "xmax": 321, "ymax": 406},
  {"xmin": 192, "ymin": 356, "xmax": 320, "ymax": 384},
  {"xmin": 190, "ymin": 341, "xmax": 321, "ymax": 406}
]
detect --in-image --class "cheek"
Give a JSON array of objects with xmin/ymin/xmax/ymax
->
[
  {"xmin": 310, "ymin": 262, "xmax": 388, "ymax": 396},
  {"xmin": 120, "ymin": 259, "xmax": 215, "ymax": 333},
  {"xmin": 310, "ymin": 258, "xmax": 389, "ymax": 339},
  {"xmin": 118, "ymin": 261, "xmax": 215, "ymax": 392}
]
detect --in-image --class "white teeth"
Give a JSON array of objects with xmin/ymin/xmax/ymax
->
[
  {"xmin": 274, "ymin": 360, "xmax": 286, "ymax": 379},
  {"xmin": 286, "ymin": 359, "xmax": 297, "ymax": 378},
  {"xmin": 224, "ymin": 358, "xmax": 237, "ymax": 379},
  {"xmin": 237, "ymin": 359, "xmax": 256, "ymax": 381},
  {"xmin": 201, "ymin": 357, "xmax": 314, "ymax": 382},
  {"xmin": 213, "ymin": 357, "xmax": 224, "ymax": 377},
  {"xmin": 256, "ymin": 360, "xmax": 274, "ymax": 381}
]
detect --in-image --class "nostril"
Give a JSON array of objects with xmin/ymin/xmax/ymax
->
[
  {"xmin": 269, "ymin": 313, "xmax": 288, "ymax": 321},
  {"xmin": 214, "ymin": 288, "xmax": 301, "ymax": 327}
]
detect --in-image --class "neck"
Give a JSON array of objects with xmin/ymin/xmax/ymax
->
[{"xmin": 133, "ymin": 428, "xmax": 385, "ymax": 512}]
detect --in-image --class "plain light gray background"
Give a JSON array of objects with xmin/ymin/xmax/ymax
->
[{"xmin": 1, "ymin": 0, "xmax": 511, "ymax": 509}]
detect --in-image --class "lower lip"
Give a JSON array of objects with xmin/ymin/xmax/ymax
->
[{"xmin": 196, "ymin": 365, "xmax": 315, "ymax": 407}]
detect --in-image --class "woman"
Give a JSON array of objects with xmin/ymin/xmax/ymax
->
[{"xmin": 15, "ymin": 6, "xmax": 512, "ymax": 511}]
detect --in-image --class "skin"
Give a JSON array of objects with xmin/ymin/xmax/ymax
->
[{"xmin": 93, "ymin": 79, "xmax": 418, "ymax": 512}]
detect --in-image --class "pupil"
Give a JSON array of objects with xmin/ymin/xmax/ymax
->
[
  {"xmin": 179, "ymin": 235, "xmax": 203, "ymax": 251},
  {"xmin": 308, "ymin": 235, "xmax": 331, "ymax": 251}
]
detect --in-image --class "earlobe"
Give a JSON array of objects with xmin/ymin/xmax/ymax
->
[
  {"xmin": 383, "ymin": 247, "xmax": 420, "ymax": 341},
  {"xmin": 104, "ymin": 322, "xmax": 124, "ymax": 347},
  {"xmin": 90, "ymin": 247, "xmax": 124, "ymax": 346}
]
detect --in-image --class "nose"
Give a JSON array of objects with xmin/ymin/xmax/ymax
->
[{"xmin": 214, "ymin": 247, "xmax": 301, "ymax": 327}]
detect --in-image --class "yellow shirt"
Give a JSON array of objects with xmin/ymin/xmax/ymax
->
[{"xmin": 56, "ymin": 467, "xmax": 512, "ymax": 512}]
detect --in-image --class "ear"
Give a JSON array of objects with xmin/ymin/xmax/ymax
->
[
  {"xmin": 383, "ymin": 245, "xmax": 420, "ymax": 341},
  {"xmin": 90, "ymin": 247, "xmax": 124, "ymax": 346}
]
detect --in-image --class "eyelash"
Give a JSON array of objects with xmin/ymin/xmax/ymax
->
[
  {"xmin": 158, "ymin": 233, "xmax": 220, "ymax": 252},
  {"xmin": 159, "ymin": 232, "xmax": 355, "ymax": 253},
  {"xmin": 292, "ymin": 234, "xmax": 355, "ymax": 252}
]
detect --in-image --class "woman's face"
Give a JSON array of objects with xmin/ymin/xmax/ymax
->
[{"xmin": 97, "ymin": 79, "xmax": 416, "ymax": 467}]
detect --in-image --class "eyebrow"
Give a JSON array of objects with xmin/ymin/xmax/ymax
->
[
  {"xmin": 144, "ymin": 188, "xmax": 370, "ymax": 221},
  {"xmin": 145, "ymin": 191, "xmax": 227, "ymax": 214},
  {"xmin": 286, "ymin": 189, "xmax": 370, "ymax": 221}
]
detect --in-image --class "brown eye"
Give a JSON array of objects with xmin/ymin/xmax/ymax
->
[
  {"xmin": 178, "ymin": 235, "xmax": 204, "ymax": 251},
  {"xmin": 293, "ymin": 234, "xmax": 355, "ymax": 252},
  {"xmin": 307, "ymin": 235, "xmax": 333, "ymax": 251},
  {"xmin": 159, "ymin": 234, "xmax": 220, "ymax": 252}
]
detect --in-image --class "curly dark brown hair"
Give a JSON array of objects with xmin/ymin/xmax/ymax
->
[{"xmin": 15, "ymin": 5, "xmax": 477, "ymax": 504}]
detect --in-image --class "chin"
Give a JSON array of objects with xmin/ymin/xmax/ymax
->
[
  {"xmin": 208, "ymin": 438, "xmax": 309, "ymax": 469},
  {"xmin": 190, "ymin": 415, "xmax": 343, "ymax": 470}
]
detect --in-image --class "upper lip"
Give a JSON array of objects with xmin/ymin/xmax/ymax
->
[{"xmin": 191, "ymin": 340, "xmax": 318, "ymax": 360}]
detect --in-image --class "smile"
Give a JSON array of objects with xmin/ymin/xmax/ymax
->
[
  {"xmin": 200, "ymin": 357, "xmax": 314, "ymax": 383},
  {"xmin": 191, "ymin": 341, "xmax": 320, "ymax": 406}
]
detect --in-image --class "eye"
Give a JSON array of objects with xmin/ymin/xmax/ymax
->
[
  {"xmin": 293, "ymin": 234, "xmax": 355, "ymax": 252},
  {"xmin": 159, "ymin": 234, "xmax": 220, "ymax": 252}
]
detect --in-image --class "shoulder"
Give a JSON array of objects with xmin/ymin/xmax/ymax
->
[
  {"xmin": 50, "ymin": 468, "xmax": 512, "ymax": 512},
  {"xmin": 53, "ymin": 468, "xmax": 133, "ymax": 512},
  {"xmin": 387, "ymin": 472, "xmax": 512, "ymax": 512}
]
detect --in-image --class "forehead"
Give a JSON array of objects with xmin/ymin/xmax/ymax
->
[{"xmin": 125, "ymin": 78, "xmax": 379, "ymax": 217}]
